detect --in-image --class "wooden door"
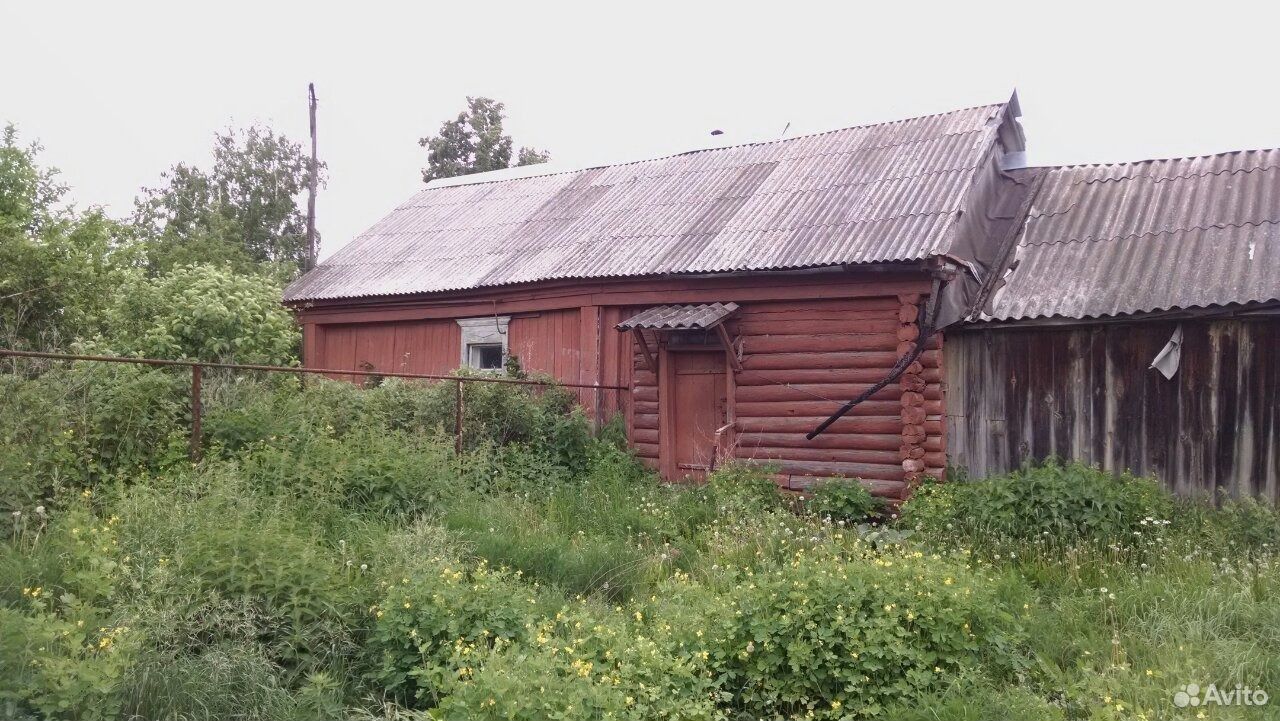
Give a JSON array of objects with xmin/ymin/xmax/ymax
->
[{"xmin": 668, "ymin": 351, "xmax": 727, "ymax": 480}]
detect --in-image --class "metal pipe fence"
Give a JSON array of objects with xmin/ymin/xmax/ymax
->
[{"xmin": 0, "ymin": 348, "xmax": 628, "ymax": 461}]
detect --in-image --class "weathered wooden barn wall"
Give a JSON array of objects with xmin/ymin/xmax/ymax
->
[{"xmin": 945, "ymin": 318, "xmax": 1280, "ymax": 501}]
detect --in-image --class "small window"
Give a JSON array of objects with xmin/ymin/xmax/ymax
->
[{"xmin": 467, "ymin": 343, "xmax": 504, "ymax": 371}]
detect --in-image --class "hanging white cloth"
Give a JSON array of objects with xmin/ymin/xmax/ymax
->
[{"xmin": 1149, "ymin": 325, "xmax": 1183, "ymax": 380}]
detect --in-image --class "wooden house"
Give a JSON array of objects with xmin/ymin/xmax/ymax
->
[{"xmin": 284, "ymin": 100, "xmax": 1032, "ymax": 500}]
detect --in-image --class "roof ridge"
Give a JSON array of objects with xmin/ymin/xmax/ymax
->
[
  {"xmin": 417, "ymin": 102, "xmax": 1009, "ymax": 191},
  {"xmin": 1019, "ymin": 146, "xmax": 1280, "ymax": 174},
  {"xmin": 1077, "ymin": 162, "xmax": 1280, "ymax": 186},
  {"xmin": 1018, "ymin": 217, "xmax": 1280, "ymax": 248}
]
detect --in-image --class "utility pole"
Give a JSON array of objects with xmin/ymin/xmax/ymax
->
[{"xmin": 306, "ymin": 83, "xmax": 319, "ymax": 270}]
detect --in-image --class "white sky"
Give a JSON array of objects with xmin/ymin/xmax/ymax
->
[{"xmin": 3, "ymin": 1, "xmax": 1277, "ymax": 259}]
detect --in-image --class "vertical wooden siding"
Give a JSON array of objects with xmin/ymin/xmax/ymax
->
[
  {"xmin": 312, "ymin": 319, "xmax": 460, "ymax": 380},
  {"xmin": 945, "ymin": 318, "xmax": 1280, "ymax": 501},
  {"xmin": 508, "ymin": 309, "xmax": 582, "ymax": 381}
]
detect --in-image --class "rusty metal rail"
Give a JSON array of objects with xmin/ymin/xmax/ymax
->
[{"xmin": 0, "ymin": 348, "xmax": 627, "ymax": 462}]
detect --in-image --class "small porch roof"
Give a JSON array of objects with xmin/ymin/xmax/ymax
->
[{"xmin": 615, "ymin": 302, "xmax": 740, "ymax": 331}]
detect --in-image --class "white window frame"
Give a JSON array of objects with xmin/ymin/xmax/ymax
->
[{"xmin": 457, "ymin": 316, "xmax": 509, "ymax": 371}]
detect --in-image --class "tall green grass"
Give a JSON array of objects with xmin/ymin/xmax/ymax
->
[{"xmin": 2, "ymin": 372, "xmax": 1278, "ymax": 719}]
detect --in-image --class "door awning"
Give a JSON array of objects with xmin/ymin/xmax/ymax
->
[{"xmin": 615, "ymin": 303, "xmax": 739, "ymax": 331}]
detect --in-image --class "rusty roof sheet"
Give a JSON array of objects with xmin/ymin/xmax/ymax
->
[
  {"xmin": 285, "ymin": 102, "xmax": 1017, "ymax": 302},
  {"xmin": 982, "ymin": 148, "xmax": 1280, "ymax": 321},
  {"xmin": 616, "ymin": 302, "xmax": 740, "ymax": 331}
]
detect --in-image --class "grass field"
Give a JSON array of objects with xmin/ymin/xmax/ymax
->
[{"xmin": 2, "ymin": 369, "xmax": 1277, "ymax": 720}]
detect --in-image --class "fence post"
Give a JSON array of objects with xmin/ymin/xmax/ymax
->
[
  {"xmin": 454, "ymin": 379, "xmax": 464, "ymax": 457},
  {"xmin": 190, "ymin": 364, "xmax": 203, "ymax": 462}
]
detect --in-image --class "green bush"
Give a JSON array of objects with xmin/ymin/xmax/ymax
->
[
  {"xmin": 365, "ymin": 558, "xmax": 559, "ymax": 707},
  {"xmin": 201, "ymin": 373, "xmax": 594, "ymax": 471},
  {"xmin": 434, "ymin": 604, "xmax": 724, "ymax": 721},
  {"xmin": 0, "ymin": 363, "xmax": 189, "ymax": 508},
  {"xmin": 654, "ymin": 548, "xmax": 1026, "ymax": 719},
  {"xmin": 805, "ymin": 479, "xmax": 884, "ymax": 523},
  {"xmin": 1173, "ymin": 495, "xmax": 1280, "ymax": 553},
  {"xmin": 97, "ymin": 263, "xmax": 299, "ymax": 365},
  {"xmin": 705, "ymin": 462, "xmax": 785, "ymax": 513},
  {"xmin": 0, "ymin": 502, "xmax": 136, "ymax": 720},
  {"xmin": 901, "ymin": 460, "xmax": 1173, "ymax": 546},
  {"xmin": 232, "ymin": 427, "xmax": 461, "ymax": 518},
  {"xmin": 119, "ymin": 643, "xmax": 300, "ymax": 721}
]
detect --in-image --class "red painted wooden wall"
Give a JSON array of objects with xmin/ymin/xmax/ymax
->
[
  {"xmin": 312, "ymin": 319, "xmax": 460, "ymax": 381},
  {"xmin": 295, "ymin": 272, "xmax": 946, "ymax": 499}
]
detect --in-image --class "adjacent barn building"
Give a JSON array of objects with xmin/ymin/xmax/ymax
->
[
  {"xmin": 285, "ymin": 98, "xmax": 1279, "ymax": 501},
  {"xmin": 948, "ymin": 150, "xmax": 1280, "ymax": 501},
  {"xmin": 285, "ymin": 100, "xmax": 1032, "ymax": 500}
]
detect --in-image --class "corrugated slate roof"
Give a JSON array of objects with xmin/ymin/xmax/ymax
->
[
  {"xmin": 983, "ymin": 149, "xmax": 1280, "ymax": 321},
  {"xmin": 284, "ymin": 102, "xmax": 1017, "ymax": 302},
  {"xmin": 616, "ymin": 303, "xmax": 740, "ymax": 331}
]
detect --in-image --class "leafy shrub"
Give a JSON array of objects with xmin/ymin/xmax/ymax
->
[
  {"xmin": 0, "ymin": 502, "xmax": 136, "ymax": 720},
  {"xmin": 901, "ymin": 460, "xmax": 1173, "ymax": 545},
  {"xmin": 705, "ymin": 462, "xmax": 784, "ymax": 513},
  {"xmin": 0, "ymin": 363, "xmax": 188, "ymax": 507},
  {"xmin": 97, "ymin": 263, "xmax": 299, "ymax": 364},
  {"xmin": 434, "ymin": 604, "xmax": 724, "ymax": 721},
  {"xmin": 0, "ymin": 603, "xmax": 139, "ymax": 721},
  {"xmin": 654, "ymin": 549, "xmax": 1026, "ymax": 719},
  {"xmin": 805, "ymin": 479, "xmax": 883, "ymax": 523},
  {"xmin": 233, "ymin": 427, "xmax": 461, "ymax": 518},
  {"xmin": 120, "ymin": 643, "xmax": 300, "ymax": 721},
  {"xmin": 365, "ymin": 558, "xmax": 559, "ymax": 707},
  {"xmin": 201, "ymin": 373, "xmax": 594, "ymax": 469},
  {"xmin": 1173, "ymin": 495, "xmax": 1280, "ymax": 553}
]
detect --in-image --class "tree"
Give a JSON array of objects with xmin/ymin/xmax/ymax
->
[
  {"xmin": 0, "ymin": 125, "xmax": 131, "ymax": 351},
  {"xmin": 134, "ymin": 125, "xmax": 324, "ymax": 276},
  {"xmin": 97, "ymin": 263, "xmax": 299, "ymax": 365},
  {"xmin": 420, "ymin": 97, "xmax": 550, "ymax": 183}
]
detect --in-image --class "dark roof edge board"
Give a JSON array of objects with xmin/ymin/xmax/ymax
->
[{"xmin": 284, "ymin": 263, "xmax": 928, "ymax": 310}]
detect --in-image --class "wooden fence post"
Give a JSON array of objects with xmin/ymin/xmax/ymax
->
[{"xmin": 190, "ymin": 364, "xmax": 203, "ymax": 462}]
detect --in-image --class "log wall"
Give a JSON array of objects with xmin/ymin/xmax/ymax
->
[{"xmin": 730, "ymin": 295, "xmax": 942, "ymax": 500}]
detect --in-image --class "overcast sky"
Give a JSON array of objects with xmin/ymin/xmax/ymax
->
[{"xmin": 4, "ymin": 1, "xmax": 1276, "ymax": 259}]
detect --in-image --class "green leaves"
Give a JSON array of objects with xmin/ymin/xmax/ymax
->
[
  {"xmin": 900, "ymin": 460, "xmax": 1173, "ymax": 548},
  {"xmin": 97, "ymin": 263, "xmax": 299, "ymax": 365},
  {"xmin": 651, "ymin": 549, "xmax": 1026, "ymax": 719},
  {"xmin": 134, "ymin": 125, "xmax": 322, "ymax": 275},
  {"xmin": 420, "ymin": 97, "xmax": 550, "ymax": 183}
]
